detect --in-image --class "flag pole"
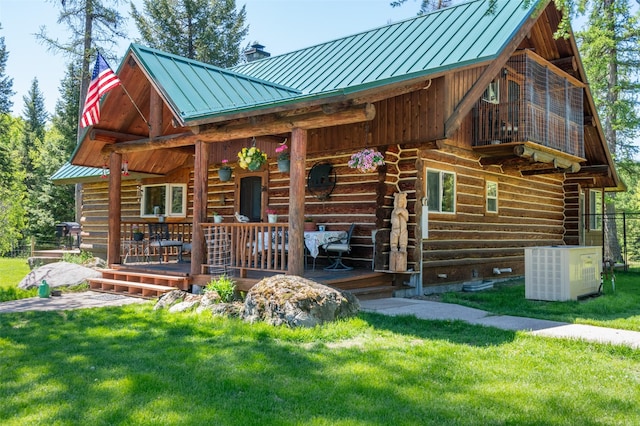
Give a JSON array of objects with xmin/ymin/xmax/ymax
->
[{"xmin": 119, "ymin": 84, "xmax": 151, "ymax": 130}]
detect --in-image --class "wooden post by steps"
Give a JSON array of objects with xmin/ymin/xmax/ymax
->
[
  {"xmin": 191, "ymin": 140, "xmax": 209, "ymax": 277},
  {"xmin": 288, "ymin": 127, "xmax": 307, "ymax": 276},
  {"xmin": 107, "ymin": 152, "xmax": 122, "ymax": 265}
]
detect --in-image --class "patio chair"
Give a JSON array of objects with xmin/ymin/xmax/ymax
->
[
  {"xmin": 148, "ymin": 223, "xmax": 183, "ymax": 263},
  {"xmin": 322, "ymin": 223, "xmax": 355, "ymax": 271}
]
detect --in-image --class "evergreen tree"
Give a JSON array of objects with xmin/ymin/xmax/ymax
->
[
  {"xmin": 131, "ymin": 0, "xmax": 248, "ymax": 67},
  {"xmin": 0, "ymin": 25, "xmax": 14, "ymax": 116}
]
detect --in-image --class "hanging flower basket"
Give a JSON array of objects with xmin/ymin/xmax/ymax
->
[
  {"xmin": 348, "ymin": 148, "xmax": 385, "ymax": 173},
  {"xmin": 238, "ymin": 147, "xmax": 267, "ymax": 171},
  {"xmin": 219, "ymin": 160, "xmax": 232, "ymax": 181},
  {"xmin": 275, "ymin": 143, "xmax": 290, "ymax": 172}
]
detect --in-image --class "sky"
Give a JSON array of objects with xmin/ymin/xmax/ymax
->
[{"xmin": 0, "ymin": 0, "xmax": 415, "ymax": 117}]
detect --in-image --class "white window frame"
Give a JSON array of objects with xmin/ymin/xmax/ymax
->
[
  {"xmin": 425, "ymin": 169, "xmax": 456, "ymax": 214},
  {"xmin": 486, "ymin": 181, "xmax": 498, "ymax": 213},
  {"xmin": 140, "ymin": 183, "xmax": 187, "ymax": 218},
  {"xmin": 589, "ymin": 189, "xmax": 602, "ymax": 230}
]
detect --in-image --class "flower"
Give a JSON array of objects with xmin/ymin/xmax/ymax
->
[
  {"xmin": 238, "ymin": 147, "xmax": 267, "ymax": 171},
  {"xmin": 275, "ymin": 143, "xmax": 289, "ymax": 161},
  {"xmin": 220, "ymin": 159, "xmax": 231, "ymax": 171},
  {"xmin": 348, "ymin": 148, "xmax": 385, "ymax": 173},
  {"xmin": 265, "ymin": 208, "xmax": 276, "ymax": 215},
  {"xmin": 132, "ymin": 225, "xmax": 140, "ymax": 233}
]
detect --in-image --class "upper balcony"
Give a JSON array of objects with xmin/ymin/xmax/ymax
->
[{"xmin": 472, "ymin": 50, "xmax": 585, "ymax": 171}]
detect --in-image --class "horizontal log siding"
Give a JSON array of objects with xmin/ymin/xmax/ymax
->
[
  {"xmin": 420, "ymin": 148, "xmax": 566, "ymax": 285},
  {"xmin": 563, "ymin": 182, "xmax": 581, "ymax": 245}
]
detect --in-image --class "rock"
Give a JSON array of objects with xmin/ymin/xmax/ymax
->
[
  {"xmin": 210, "ymin": 302, "xmax": 244, "ymax": 317},
  {"xmin": 241, "ymin": 274, "xmax": 360, "ymax": 327},
  {"xmin": 169, "ymin": 300, "xmax": 199, "ymax": 313},
  {"xmin": 154, "ymin": 289, "xmax": 189, "ymax": 310},
  {"xmin": 195, "ymin": 290, "xmax": 221, "ymax": 313},
  {"xmin": 18, "ymin": 262, "xmax": 102, "ymax": 289}
]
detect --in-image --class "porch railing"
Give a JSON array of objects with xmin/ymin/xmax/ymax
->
[
  {"xmin": 120, "ymin": 221, "xmax": 193, "ymax": 263},
  {"xmin": 201, "ymin": 223, "xmax": 289, "ymax": 276}
]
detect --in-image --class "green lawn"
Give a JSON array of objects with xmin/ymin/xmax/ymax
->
[
  {"xmin": 441, "ymin": 268, "xmax": 640, "ymax": 331},
  {"xmin": 1, "ymin": 304, "xmax": 638, "ymax": 425},
  {"xmin": 0, "ymin": 258, "xmax": 34, "ymax": 301}
]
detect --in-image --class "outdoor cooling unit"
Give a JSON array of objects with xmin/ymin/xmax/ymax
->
[{"xmin": 525, "ymin": 246, "xmax": 602, "ymax": 301}]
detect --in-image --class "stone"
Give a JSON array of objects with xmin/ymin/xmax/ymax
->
[
  {"xmin": 18, "ymin": 262, "xmax": 103, "ymax": 290},
  {"xmin": 195, "ymin": 290, "xmax": 221, "ymax": 313},
  {"xmin": 241, "ymin": 274, "xmax": 360, "ymax": 327},
  {"xmin": 154, "ymin": 289, "xmax": 189, "ymax": 310}
]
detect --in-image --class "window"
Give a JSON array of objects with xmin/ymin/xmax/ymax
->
[
  {"xmin": 589, "ymin": 190, "xmax": 602, "ymax": 230},
  {"xmin": 140, "ymin": 184, "xmax": 186, "ymax": 218},
  {"xmin": 482, "ymin": 80, "xmax": 499, "ymax": 104},
  {"xmin": 426, "ymin": 169, "xmax": 456, "ymax": 213},
  {"xmin": 486, "ymin": 181, "xmax": 498, "ymax": 213}
]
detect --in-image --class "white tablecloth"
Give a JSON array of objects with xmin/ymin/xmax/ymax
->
[{"xmin": 304, "ymin": 230, "xmax": 347, "ymax": 258}]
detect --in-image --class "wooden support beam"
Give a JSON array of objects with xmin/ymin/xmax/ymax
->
[
  {"xmin": 444, "ymin": 15, "xmax": 540, "ymax": 138},
  {"xmin": 191, "ymin": 141, "xmax": 209, "ymax": 277},
  {"xmin": 90, "ymin": 129, "xmax": 146, "ymax": 142},
  {"xmin": 101, "ymin": 103, "xmax": 375, "ymax": 155},
  {"xmin": 514, "ymin": 144, "xmax": 581, "ymax": 173},
  {"xmin": 107, "ymin": 152, "xmax": 122, "ymax": 265},
  {"xmin": 288, "ymin": 127, "xmax": 307, "ymax": 276}
]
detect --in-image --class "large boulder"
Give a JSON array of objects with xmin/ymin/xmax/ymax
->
[
  {"xmin": 241, "ymin": 274, "xmax": 360, "ymax": 327},
  {"xmin": 18, "ymin": 261, "xmax": 102, "ymax": 289}
]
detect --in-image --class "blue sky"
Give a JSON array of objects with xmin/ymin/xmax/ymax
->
[{"xmin": 1, "ymin": 0, "xmax": 415, "ymax": 116}]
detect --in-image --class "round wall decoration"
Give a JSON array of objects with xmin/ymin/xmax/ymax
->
[{"xmin": 307, "ymin": 162, "xmax": 336, "ymax": 200}]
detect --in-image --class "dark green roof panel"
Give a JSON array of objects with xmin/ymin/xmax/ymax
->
[
  {"xmin": 232, "ymin": 0, "xmax": 541, "ymax": 94},
  {"xmin": 130, "ymin": 44, "xmax": 301, "ymax": 121}
]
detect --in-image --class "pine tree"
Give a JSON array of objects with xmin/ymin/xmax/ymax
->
[
  {"xmin": 0, "ymin": 26, "xmax": 14, "ymax": 116},
  {"xmin": 131, "ymin": 0, "xmax": 248, "ymax": 67}
]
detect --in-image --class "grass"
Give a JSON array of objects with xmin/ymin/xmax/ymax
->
[
  {"xmin": 440, "ymin": 268, "xmax": 640, "ymax": 331},
  {"xmin": 1, "ymin": 304, "xmax": 639, "ymax": 425},
  {"xmin": 0, "ymin": 258, "xmax": 35, "ymax": 301}
]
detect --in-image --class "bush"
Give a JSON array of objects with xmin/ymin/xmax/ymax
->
[
  {"xmin": 205, "ymin": 275, "xmax": 236, "ymax": 303},
  {"xmin": 62, "ymin": 250, "xmax": 94, "ymax": 265}
]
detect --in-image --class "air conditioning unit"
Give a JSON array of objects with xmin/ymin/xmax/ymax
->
[{"xmin": 525, "ymin": 246, "xmax": 602, "ymax": 301}]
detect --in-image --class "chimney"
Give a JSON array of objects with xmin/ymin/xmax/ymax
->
[{"xmin": 244, "ymin": 42, "xmax": 270, "ymax": 62}]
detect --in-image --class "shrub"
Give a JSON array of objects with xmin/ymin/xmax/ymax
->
[
  {"xmin": 62, "ymin": 250, "xmax": 94, "ymax": 265},
  {"xmin": 205, "ymin": 275, "xmax": 236, "ymax": 303}
]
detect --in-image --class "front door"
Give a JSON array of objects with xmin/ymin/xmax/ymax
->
[{"xmin": 239, "ymin": 176, "xmax": 262, "ymax": 222}]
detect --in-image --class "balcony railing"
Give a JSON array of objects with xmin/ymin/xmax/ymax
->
[{"xmin": 472, "ymin": 50, "xmax": 585, "ymax": 159}]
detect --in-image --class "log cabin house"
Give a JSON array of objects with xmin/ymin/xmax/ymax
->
[{"xmin": 53, "ymin": 0, "xmax": 623, "ymax": 298}]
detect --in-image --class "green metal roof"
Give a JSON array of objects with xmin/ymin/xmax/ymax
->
[
  {"xmin": 129, "ymin": 44, "xmax": 302, "ymax": 123},
  {"xmin": 51, "ymin": 162, "xmax": 160, "ymax": 184},
  {"xmin": 232, "ymin": 0, "xmax": 544, "ymax": 95}
]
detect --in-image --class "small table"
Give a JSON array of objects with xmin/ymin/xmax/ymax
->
[
  {"xmin": 304, "ymin": 230, "xmax": 347, "ymax": 268},
  {"xmin": 149, "ymin": 239, "xmax": 184, "ymax": 263}
]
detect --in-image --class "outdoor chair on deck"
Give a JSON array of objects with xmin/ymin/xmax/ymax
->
[
  {"xmin": 148, "ymin": 223, "xmax": 183, "ymax": 263},
  {"xmin": 322, "ymin": 223, "xmax": 355, "ymax": 271}
]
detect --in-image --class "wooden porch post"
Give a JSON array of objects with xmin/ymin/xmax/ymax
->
[
  {"xmin": 288, "ymin": 127, "xmax": 307, "ymax": 276},
  {"xmin": 191, "ymin": 140, "xmax": 209, "ymax": 276},
  {"xmin": 107, "ymin": 152, "xmax": 122, "ymax": 265}
]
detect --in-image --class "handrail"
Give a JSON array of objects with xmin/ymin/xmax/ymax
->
[{"xmin": 201, "ymin": 223, "xmax": 290, "ymax": 275}]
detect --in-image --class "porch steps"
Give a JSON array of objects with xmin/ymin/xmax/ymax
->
[{"xmin": 88, "ymin": 269, "xmax": 189, "ymax": 299}]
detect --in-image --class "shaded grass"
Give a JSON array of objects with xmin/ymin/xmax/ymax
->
[
  {"xmin": 1, "ymin": 304, "xmax": 639, "ymax": 425},
  {"xmin": 441, "ymin": 268, "xmax": 640, "ymax": 331}
]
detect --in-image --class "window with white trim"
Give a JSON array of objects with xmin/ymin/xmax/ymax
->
[
  {"xmin": 486, "ymin": 181, "xmax": 498, "ymax": 213},
  {"xmin": 140, "ymin": 184, "xmax": 187, "ymax": 218},
  {"xmin": 589, "ymin": 190, "xmax": 602, "ymax": 230},
  {"xmin": 426, "ymin": 169, "xmax": 456, "ymax": 213}
]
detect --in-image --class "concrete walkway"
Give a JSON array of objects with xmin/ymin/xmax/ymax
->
[
  {"xmin": 360, "ymin": 298, "xmax": 640, "ymax": 349},
  {"xmin": 0, "ymin": 291, "xmax": 147, "ymax": 313}
]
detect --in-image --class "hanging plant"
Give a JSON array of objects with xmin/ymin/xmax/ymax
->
[
  {"xmin": 238, "ymin": 146, "xmax": 267, "ymax": 171},
  {"xmin": 218, "ymin": 159, "xmax": 232, "ymax": 181},
  {"xmin": 348, "ymin": 148, "xmax": 385, "ymax": 173}
]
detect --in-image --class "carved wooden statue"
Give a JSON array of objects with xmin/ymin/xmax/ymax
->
[{"xmin": 389, "ymin": 192, "xmax": 408, "ymax": 272}]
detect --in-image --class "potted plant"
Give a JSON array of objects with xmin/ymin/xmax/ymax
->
[
  {"xmin": 304, "ymin": 216, "xmax": 317, "ymax": 231},
  {"xmin": 218, "ymin": 159, "xmax": 232, "ymax": 181},
  {"xmin": 213, "ymin": 212, "xmax": 223, "ymax": 223},
  {"xmin": 238, "ymin": 146, "xmax": 267, "ymax": 171},
  {"xmin": 132, "ymin": 225, "xmax": 144, "ymax": 241},
  {"xmin": 266, "ymin": 208, "xmax": 277, "ymax": 223},
  {"xmin": 275, "ymin": 143, "xmax": 290, "ymax": 172},
  {"xmin": 348, "ymin": 148, "xmax": 385, "ymax": 173}
]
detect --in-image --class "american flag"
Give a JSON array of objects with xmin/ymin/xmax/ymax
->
[{"xmin": 80, "ymin": 52, "xmax": 121, "ymax": 128}]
